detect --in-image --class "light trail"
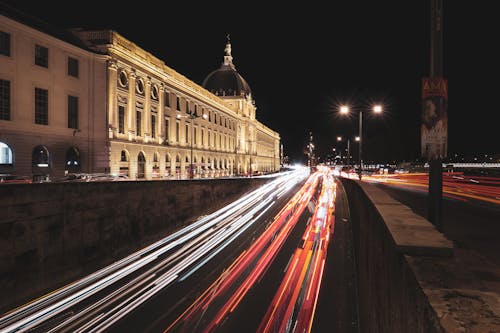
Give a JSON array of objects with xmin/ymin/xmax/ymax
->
[
  {"xmin": 363, "ymin": 172, "xmax": 500, "ymax": 205},
  {"xmin": 164, "ymin": 171, "xmax": 321, "ymax": 333},
  {"xmin": 258, "ymin": 167, "xmax": 336, "ymax": 333},
  {"xmin": 0, "ymin": 167, "xmax": 310, "ymax": 333},
  {"xmin": 164, "ymin": 167, "xmax": 337, "ymax": 333}
]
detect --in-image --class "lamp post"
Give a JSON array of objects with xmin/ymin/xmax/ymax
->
[
  {"xmin": 337, "ymin": 136, "xmax": 354, "ymax": 167},
  {"xmin": 340, "ymin": 104, "xmax": 382, "ymax": 179},
  {"xmin": 336, "ymin": 136, "xmax": 342, "ymax": 164},
  {"xmin": 177, "ymin": 111, "xmax": 207, "ymax": 179}
]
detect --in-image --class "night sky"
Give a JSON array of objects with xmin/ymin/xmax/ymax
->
[{"xmin": 3, "ymin": 1, "xmax": 499, "ymax": 163}]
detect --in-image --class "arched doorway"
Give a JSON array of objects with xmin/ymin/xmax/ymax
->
[
  {"xmin": 32, "ymin": 145, "xmax": 50, "ymax": 182},
  {"xmin": 137, "ymin": 152, "xmax": 146, "ymax": 179},
  {"xmin": 65, "ymin": 147, "xmax": 81, "ymax": 174},
  {"xmin": 175, "ymin": 155, "xmax": 181, "ymax": 179},
  {"xmin": 165, "ymin": 154, "xmax": 171, "ymax": 178}
]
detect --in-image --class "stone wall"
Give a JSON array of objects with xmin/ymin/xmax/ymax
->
[
  {"xmin": 0, "ymin": 178, "xmax": 270, "ymax": 312},
  {"xmin": 340, "ymin": 178, "xmax": 453, "ymax": 333}
]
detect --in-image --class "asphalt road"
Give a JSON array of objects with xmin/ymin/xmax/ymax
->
[{"xmin": 372, "ymin": 182, "xmax": 500, "ymax": 267}]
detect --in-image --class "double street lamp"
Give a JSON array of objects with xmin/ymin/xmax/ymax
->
[
  {"xmin": 339, "ymin": 104, "xmax": 383, "ymax": 178},
  {"xmin": 177, "ymin": 111, "xmax": 207, "ymax": 179}
]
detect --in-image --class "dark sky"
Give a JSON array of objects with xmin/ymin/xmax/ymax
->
[{"xmin": 3, "ymin": 1, "xmax": 499, "ymax": 163}]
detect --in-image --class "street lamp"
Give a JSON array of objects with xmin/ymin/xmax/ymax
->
[
  {"xmin": 339, "ymin": 104, "xmax": 383, "ymax": 178},
  {"xmin": 177, "ymin": 111, "xmax": 207, "ymax": 179}
]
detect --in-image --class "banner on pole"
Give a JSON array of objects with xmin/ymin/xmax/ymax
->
[{"xmin": 421, "ymin": 77, "xmax": 448, "ymax": 159}]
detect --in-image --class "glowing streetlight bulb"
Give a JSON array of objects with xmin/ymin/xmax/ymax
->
[
  {"xmin": 340, "ymin": 105, "xmax": 349, "ymax": 114},
  {"xmin": 373, "ymin": 104, "xmax": 383, "ymax": 113}
]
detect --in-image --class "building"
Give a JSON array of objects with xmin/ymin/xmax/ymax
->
[{"xmin": 0, "ymin": 4, "xmax": 280, "ymax": 181}]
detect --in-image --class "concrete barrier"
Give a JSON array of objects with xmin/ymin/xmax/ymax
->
[{"xmin": 340, "ymin": 178, "xmax": 500, "ymax": 333}]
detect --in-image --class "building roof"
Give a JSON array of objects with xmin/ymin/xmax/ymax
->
[
  {"xmin": 0, "ymin": 1, "xmax": 94, "ymax": 52},
  {"xmin": 202, "ymin": 35, "xmax": 252, "ymax": 98}
]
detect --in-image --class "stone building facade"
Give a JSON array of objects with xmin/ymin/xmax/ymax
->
[{"xmin": 0, "ymin": 5, "xmax": 280, "ymax": 180}]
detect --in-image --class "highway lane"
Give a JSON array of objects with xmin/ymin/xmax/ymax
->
[
  {"xmin": 158, "ymin": 167, "xmax": 358, "ymax": 333},
  {"xmin": 0, "ymin": 167, "xmax": 309, "ymax": 333}
]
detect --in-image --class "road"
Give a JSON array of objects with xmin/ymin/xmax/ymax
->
[
  {"xmin": 362, "ymin": 172, "xmax": 500, "ymax": 267},
  {"xmin": 0, "ymin": 167, "xmax": 359, "ymax": 333}
]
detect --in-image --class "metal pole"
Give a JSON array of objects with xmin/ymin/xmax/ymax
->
[
  {"xmin": 347, "ymin": 139, "xmax": 350, "ymax": 167},
  {"xmin": 428, "ymin": 0, "xmax": 443, "ymax": 230},
  {"xmin": 358, "ymin": 111, "xmax": 363, "ymax": 179}
]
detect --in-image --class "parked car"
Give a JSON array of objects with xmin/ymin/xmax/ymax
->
[
  {"xmin": 0, "ymin": 174, "xmax": 32, "ymax": 184},
  {"xmin": 59, "ymin": 173, "xmax": 129, "ymax": 182}
]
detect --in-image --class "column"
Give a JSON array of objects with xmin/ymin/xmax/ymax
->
[
  {"xmin": 158, "ymin": 84, "xmax": 165, "ymax": 144},
  {"xmin": 144, "ymin": 76, "xmax": 151, "ymax": 142},
  {"xmin": 107, "ymin": 59, "xmax": 118, "ymax": 138},
  {"xmin": 127, "ymin": 69, "xmax": 136, "ymax": 141}
]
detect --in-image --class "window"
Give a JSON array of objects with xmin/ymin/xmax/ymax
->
[
  {"xmin": 0, "ymin": 79, "xmax": 10, "ymax": 120},
  {"xmin": 0, "ymin": 142, "xmax": 13, "ymax": 165},
  {"xmin": 201, "ymin": 128, "xmax": 204, "ymax": 145},
  {"xmin": 176, "ymin": 96, "xmax": 181, "ymax": 111},
  {"xmin": 35, "ymin": 88, "xmax": 48, "ymax": 125},
  {"xmin": 119, "ymin": 70, "xmax": 128, "ymax": 88},
  {"xmin": 137, "ymin": 152, "xmax": 145, "ymax": 179},
  {"xmin": 118, "ymin": 105, "xmax": 125, "ymax": 134},
  {"xmin": 186, "ymin": 100, "xmax": 190, "ymax": 114},
  {"xmin": 164, "ymin": 91, "xmax": 170, "ymax": 107},
  {"xmin": 136, "ymin": 78, "xmax": 144, "ymax": 95},
  {"xmin": 32, "ymin": 145, "xmax": 49, "ymax": 168},
  {"xmin": 151, "ymin": 85, "xmax": 159, "ymax": 100},
  {"xmin": 164, "ymin": 117, "xmax": 170, "ymax": 142},
  {"xmin": 35, "ymin": 44, "xmax": 48, "ymax": 68},
  {"xmin": 136, "ymin": 111, "xmax": 142, "ymax": 136},
  {"xmin": 65, "ymin": 147, "xmax": 81, "ymax": 172},
  {"xmin": 185, "ymin": 124, "xmax": 189, "ymax": 143},
  {"xmin": 194, "ymin": 127, "xmax": 197, "ymax": 145},
  {"xmin": 68, "ymin": 95, "xmax": 78, "ymax": 129},
  {"xmin": 68, "ymin": 57, "xmax": 79, "ymax": 77},
  {"xmin": 151, "ymin": 114, "xmax": 156, "ymax": 138},
  {"xmin": 0, "ymin": 31, "xmax": 11, "ymax": 57}
]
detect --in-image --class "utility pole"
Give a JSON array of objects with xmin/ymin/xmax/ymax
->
[{"xmin": 426, "ymin": 0, "xmax": 446, "ymax": 230}]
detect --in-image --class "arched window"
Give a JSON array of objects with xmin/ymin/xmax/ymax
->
[
  {"xmin": 32, "ymin": 145, "xmax": 50, "ymax": 181},
  {"xmin": 121, "ymin": 150, "xmax": 129, "ymax": 162},
  {"xmin": 152, "ymin": 152, "xmax": 160, "ymax": 178},
  {"xmin": 120, "ymin": 150, "xmax": 130, "ymax": 177},
  {"xmin": 0, "ymin": 141, "xmax": 14, "ymax": 174},
  {"xmin": 32, "ymin": 145, "xmax": 49, "ymax": 168},
  {"xmin": 65, "ymin": 147, "xmax": 81, "ymax": 173},
  {"xmin": 137, "ymin": 152, "xmax": 146, "ymax": 179},
  {"xmin": 0, "ymin": 142, "xmax": 13, "ymax": 165}
]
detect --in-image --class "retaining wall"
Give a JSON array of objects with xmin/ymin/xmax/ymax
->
[{"xmin": 0, "ymin": 178, "xmax": 270, "ymax": 312}]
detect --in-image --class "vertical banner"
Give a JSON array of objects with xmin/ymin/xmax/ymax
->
[{"xmin": 421, "ymin": 77, "xmax": 448, "ymax": 159}]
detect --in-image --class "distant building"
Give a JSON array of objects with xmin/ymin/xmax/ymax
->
[{"xmin": 0, "ymin": 4, "xmax": 280, "ymax": 180}]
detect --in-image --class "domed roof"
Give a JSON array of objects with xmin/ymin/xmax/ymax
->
[{"xmin": 202, "ymin": 36, "xmax": 252, "ymax": 98}]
